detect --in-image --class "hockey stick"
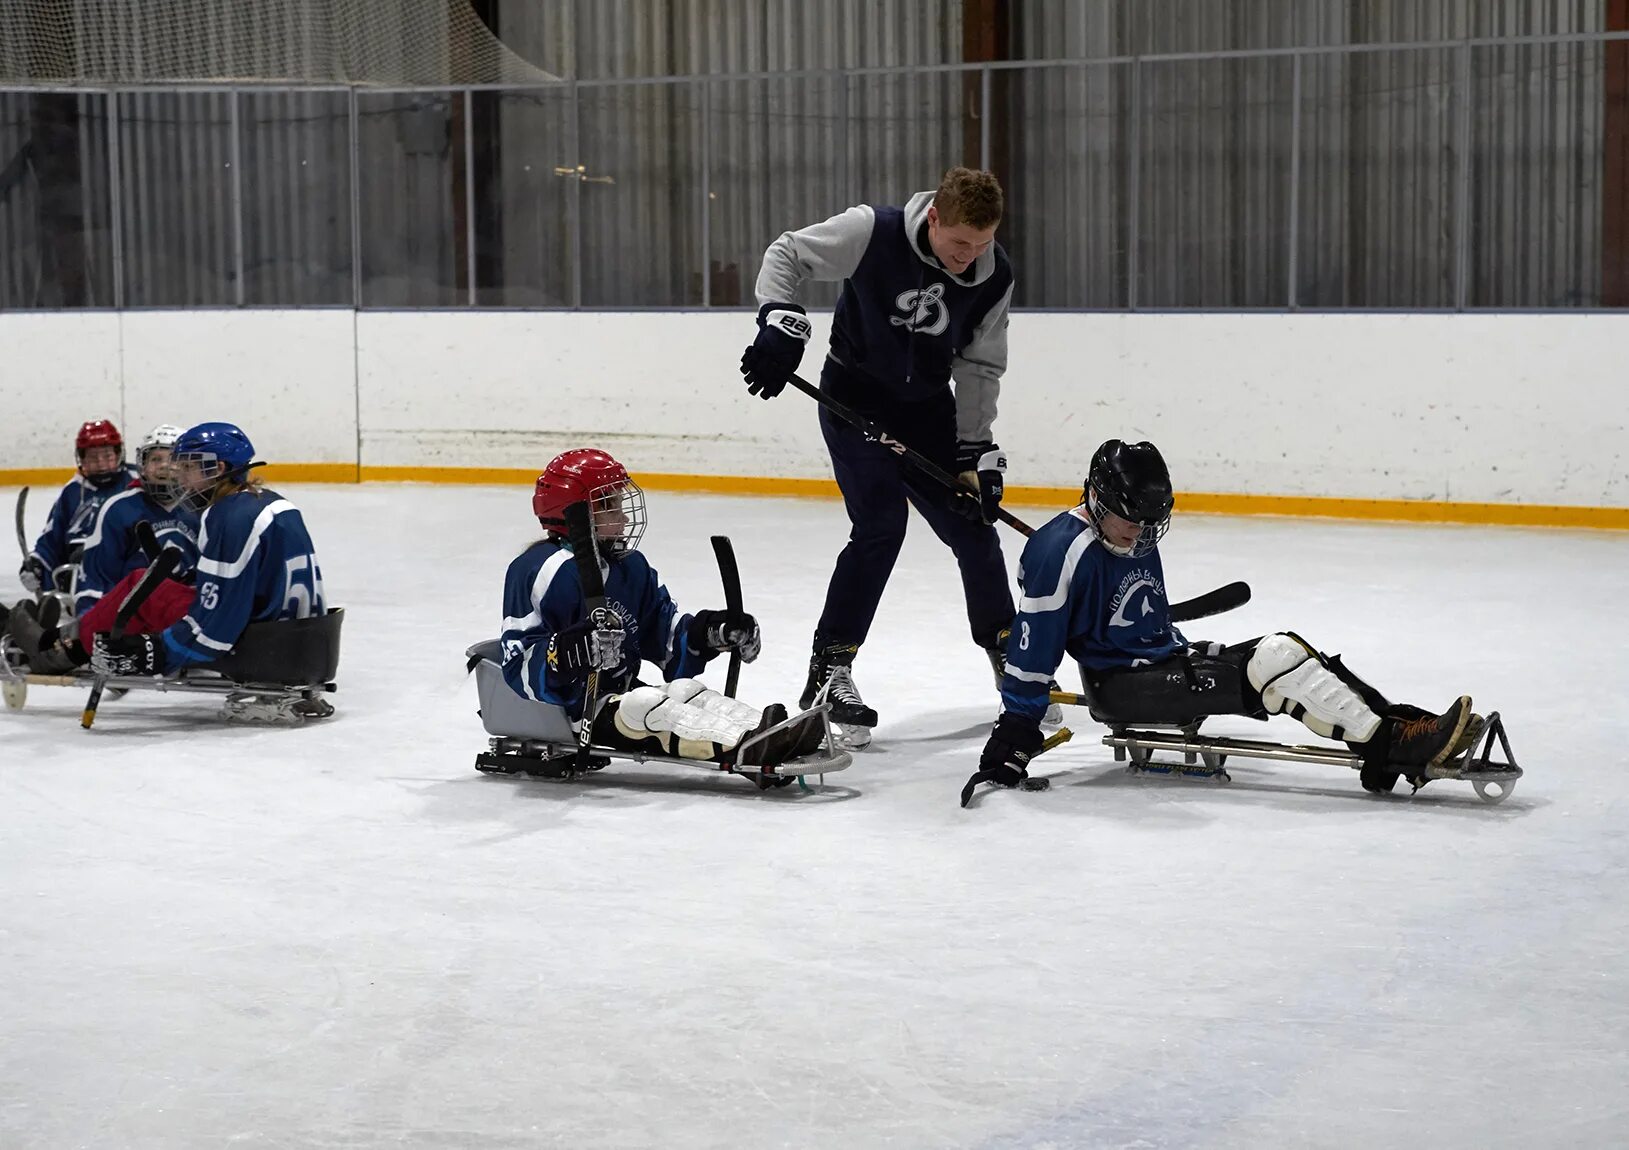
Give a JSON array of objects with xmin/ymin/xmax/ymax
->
[
  {"xmin": 13, "ymin": 487, "xmax": 27, "ymax": 561},
  {"xmin": 133, "ymin": 518, "xmax": 162, "ymax": 563},
  {"xmin": 709, "ymin": 535, "xmax": 743, "ymax": 698},
  {"xmin": 960, "ymin": 726, "xmax": 1074, "ymax": 808},
  {"xmin": 1169, "ymin": 580, "xmax": 1250, "ymax": 624},
  {"xmin": 564, "ymin": 500, "xmax": 612, "ymax": 774},
  {"xmin": 785, "ymin": 373, "xmax": 1037, "ymax": 537},
  {"xmin": 81, "ymin": 543, "xmax": 182, "ymax": 729}
]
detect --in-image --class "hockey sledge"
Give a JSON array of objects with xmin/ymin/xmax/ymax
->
[
  {"xmin": 1051, "ymin": 683, "xmax": 1522, "ymax": 805},
  {"xmin": 1, "ymin": 608, "xmax": 344, "ymax": 724},
  {"xmin": 465, "ymin": 639, "xmax": 851, "ymax": 791}
]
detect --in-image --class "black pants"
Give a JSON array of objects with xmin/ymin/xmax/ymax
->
[
  {"xmin": 812, "ymin": 374, "xmax": 1014, "ymax": 651},
  {"xmin": 1088, "ymin": 643, "xmax": 1266, "ymax": 727}
]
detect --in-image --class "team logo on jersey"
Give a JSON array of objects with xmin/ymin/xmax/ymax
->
[
  {"xmin": 890, "ymin": 282, "xmax": 949, "ymax": 336},
  {"xmin": 68, "ymin": 499, "xmax": 102, "ymax": 538},
  {"xmin": 1108, "ymin": 572, "xmax": 1166, "ymax": 629}
]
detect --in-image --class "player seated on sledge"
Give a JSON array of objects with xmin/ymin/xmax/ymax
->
[
  {"xmin": 502, "ymin": 448, "xmax": 825, "ymax": 767},
  {"xmin": 17, "ymin": 419, "xmax": 141, "ymax": 598},
  {"xmin": 975, "ymin": 439, "xmax": 1480, "ymax": 797},
  {"xmin": 5, "ymin": 423, "xmax": 328, "ymax": 697},
  {"xmin": 7, "ymin": 423, "xmax": 206, "ymax": 673}
]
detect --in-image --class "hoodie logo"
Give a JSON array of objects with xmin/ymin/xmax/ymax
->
[{"xmin": 890, "ymin": 282, "xmax": 949, "ymax": 336}]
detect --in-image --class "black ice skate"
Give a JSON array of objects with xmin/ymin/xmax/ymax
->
[
  {"xmin": 1389, "ymin": 695, "xmax": 1475, "ymax": 779},
  {"xmin": 801, "ymin": 643, "xmax": 877, "ymax": 749}
]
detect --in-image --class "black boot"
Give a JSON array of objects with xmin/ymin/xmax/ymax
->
[
  {"xmin": 799, "ymin": 642, "xmax": 878, "ymax": 729},
  {"xmin": 1388, "ymin": 696, "xmax": 1475, "ymax": 779}
]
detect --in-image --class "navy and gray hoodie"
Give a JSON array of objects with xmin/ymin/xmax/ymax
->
[{"xmin": 754, "ymin": 190, "xmax": 1014, "ymax": 452}]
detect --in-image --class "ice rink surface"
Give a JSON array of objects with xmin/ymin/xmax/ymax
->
[{"xmin": 3, "ymin": 481, "xmax": 1628, "ymax": 1149}]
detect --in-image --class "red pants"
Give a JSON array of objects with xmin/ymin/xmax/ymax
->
[{"xmin": 79, "ymin": 568, "xmax": 195, "ymax": 644}]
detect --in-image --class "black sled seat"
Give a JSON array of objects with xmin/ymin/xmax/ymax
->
[
  {"xmin": 1, "ymin": 608, "xmax": 344, "ymax": 723},
  {"xmin": 1052, "ymin": 675, "xmax": 1523, "ymax": 806},
  {"xmin": 464, "ymin": 638, "xmax": 850, "ymax": 789},
  {"xmin": 210, "ymin": 608, "xmax": 345, "ymax": 687}
]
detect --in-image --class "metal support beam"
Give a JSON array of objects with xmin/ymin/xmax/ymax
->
[
  {"xmin": 229, "ymin": 89, "xmax": 245, "ymax": 306},
  {"xmin": 1287, "ymin": 52, "xmax": 1302, "ymax": 309},
  {"xmin": 1128, "ymin": 57, "xmax": 1141, "ymax": 311},
  {"xmin": 699, "ymin": 81, "xmax": 711, "ymax": 307},
  {"xmin": 108, "ymin": 92, "xmax": 124, "ymax": 308}
]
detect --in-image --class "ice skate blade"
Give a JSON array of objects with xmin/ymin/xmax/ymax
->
[{"xmin": 831, "ymin": 722, "xmax": 873, "ymax": 751}]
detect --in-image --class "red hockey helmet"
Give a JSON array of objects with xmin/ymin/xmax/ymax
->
[
  {"xmin": 532, "ymin": 448, "xmax": 647, "ymax": 557},
  {"xmin": 75, "ymin": 419, "xmax": 125, "ymax": 477}
]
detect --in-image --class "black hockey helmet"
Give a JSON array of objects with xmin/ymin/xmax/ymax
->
[{"xmin": 1084, "ymin": 439, "xmax": 1173, "ymax": 557}]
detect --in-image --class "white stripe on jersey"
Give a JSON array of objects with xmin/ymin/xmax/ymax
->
[
  {"xmin": 501, "ymin": 549, "xmax": 572, "ymax": 635},
  {"xmin": 1017, "ymin": 525, "xmax": 1096, "ymax": 614},
  {"xmin": 1004, "ymin": 665, "xmax": 1054, "ymax": 684},
  {"xmin": 665, "ymin": 610, "xmax": 681, "ymax": 661},
  {"xmin": 74, "ymin": 488, "xmax": 138, "ymax": 558},
  {"xmin": 520, "ymin": 643, "xmax": 542, "ymax": 702},
  {"xmin": 194, "ymin": 500, "xmax": 299, "ymax": 579},
  {"xmin": 183, "ymin": 614, "xmax": 235, "ymax": 652}
]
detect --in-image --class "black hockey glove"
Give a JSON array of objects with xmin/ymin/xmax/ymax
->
[
  {"xmin": 740, "ymin": 302, "xmax": 811, "ymax": 399},
  {"xmin": 90, "ymin": 631, "xmax": 166, "ymax": 678},
  {"xmin": 960, "ymin": 712, "xmax": 1045, "ymax": 807},
  {"xmin": 18, "ymin": 556, "xmax": 48, "ymax": 595},
  {"xmin": 687, "ymin": 608, "xmax": 761, "ymax": 663},
  {"xmin": 953, "ymin": 440, "xmax": 1006, "ymax": 524},
  {"xmin": 547, "ymin": 613, "xmax": 625, "ymax": 676}
]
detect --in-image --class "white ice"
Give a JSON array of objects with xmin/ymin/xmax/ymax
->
[{"xmin": 3, "ymin": 483, "xmax": 1628, "ymax": 1149}]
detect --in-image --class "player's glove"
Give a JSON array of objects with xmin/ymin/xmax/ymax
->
[
  {"xmin": 1186, "ymin": 640, "xmax": 1225, "ymax": 656},
  {"xmin": 547, "ymin": 612, "xmax": 625, "ymax": 676},
  {"xmin": 953, "ymin": 440, "xmax": 1006, "ymax": 524},
  {"xmin": 960, "ymin": 712, "xmax": 1045, "ymax": 807},
  {"xmin": 18, "ymin": 556, "xmax": 48, "ymax": 595},
  {"xmin": 91, "ymin": 631, "xmax": 166, "ymax": 677},
  {"xmin": 687, "ymin": 608, "xmax": 761, "ymax": 663},
  {"xmin": 739, "ymin": 302, "xmax": 811, "ymax": 399}
]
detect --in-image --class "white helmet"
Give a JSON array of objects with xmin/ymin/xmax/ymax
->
[
  {"xmin": 139, "ymin": 424, "xmax": 186, "ymax": 507},
  {"xmin": 140, "ymin": 424, "xmax": 185, "ymax": 459}
]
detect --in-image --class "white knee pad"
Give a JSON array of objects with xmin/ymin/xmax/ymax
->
[
  {"xmin": 1247, "ymin": 633, "xmax": 1381, "ymax": 742},
  {"xmin": 612, "ymin": 682, "xmax": 757, "ymax": 754},
  {"xmin": 668, "ymin": 678, "xmax": 763, "ymax": 727}
]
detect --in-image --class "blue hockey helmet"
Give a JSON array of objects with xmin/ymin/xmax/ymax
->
[{"xmin": 172, "ymin": 422, "xmax": 261, "ymax": 512}]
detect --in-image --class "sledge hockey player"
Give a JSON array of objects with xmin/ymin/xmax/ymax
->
[
  {"xmin": 72, "ymin": 424, "xmax": 200, "ymax": 618},
  {"xmin": 971, "ymin": 439, "xmax": 1481, "ymax": 800},
  {"xmin": 742, "ymin": 166, "xmax": 1019, "ymax": 742},
  {"xmin": 6, "ymin": 424, "xmax": 200, "ymax": 674},
  {"xmin": 504, "ymin": 448, "xmax": 825, "ymax": 767},
  {"xmin": 58, "ymin": 424, "xmax": 329, "ymax": 713},
  {"xmin": 17, "ymin": 419, "xmax": 140, "ymax": 597}
]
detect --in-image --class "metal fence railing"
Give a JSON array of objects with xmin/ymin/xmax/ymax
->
[{"xmin": 2, "ymin": 28, "xmax": 1625, "ymax": 311}]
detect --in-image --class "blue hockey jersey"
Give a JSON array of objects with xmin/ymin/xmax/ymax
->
[
  {"xmin": 500, "ymin": 540, "xmax": 711, "ymax": 720},
  {"xmin": 29, "ymin": 466, "xmax": 142, "ymax": 573},
  {"xmin": 156, "ymin": 488, "xmax": 324, "ymax": 669},
  {"xmin": 72, "ymin": 487, "xmax": 201, "ymax": 617},
  {"xmin": 1001, "ymin": 508, "xmax": 1186, "ymax": 723}
]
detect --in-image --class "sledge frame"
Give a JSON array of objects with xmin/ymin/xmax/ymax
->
[
  {"xmin": 466, "ymin": 638, "xmax": 851, "ymax": 791},
  {"xmin": 1050, "ymin": 685, "xmax": 1523, "ymax": 806},
  {"xmin": 1, "ymin": 609, "xmax": 343, "ymax": 722}
]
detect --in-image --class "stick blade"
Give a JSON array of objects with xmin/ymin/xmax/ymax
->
[{"xmin": 1169, "ymin": 580, "xmax": 1251, "ymax": 624}]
